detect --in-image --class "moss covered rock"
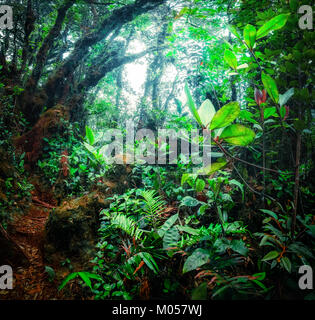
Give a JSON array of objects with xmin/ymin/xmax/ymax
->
[{"xmin": 43, "ymin": 191, "xmax": 111, "ymax": 265}]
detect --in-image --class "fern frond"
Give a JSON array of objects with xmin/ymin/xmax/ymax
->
[
  {"xmin": 140, "ymin": 190, "xmax": 166, "ymax": 217},
  {"xmin": 111, "ymin": 214, "xmax": 143, "ymax": 240}
]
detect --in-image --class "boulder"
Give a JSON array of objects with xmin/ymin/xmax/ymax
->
[{"xmin": 43, "ymin": 191, "xmax": 111, "ymax": 265}]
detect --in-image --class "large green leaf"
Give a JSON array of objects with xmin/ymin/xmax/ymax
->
[
  {"xmin": 198, "ymin": 99, "xmax": 216, "ymax": 127},
  {"xmin": 256, "ymin": 13, "xmax": 290, "ymax": 39},
  {"xmin": 163, "ymin": 226, "xmax": 180, "ymax": 249},
  {"xmin": 83, "ymin": 142, "xmax": 96, "ymax": 155},
  {"xmin": 210, "ymin": 102, "xmax": 240, "ymax": 130},
  {"xmin": 215, "ymin": 238, "xmax": 248, "ymax": 256},
  {"xmin": 224, "ymin": 49, "xmax": 237, "ymax": 70},
  {"xmin": 262, "ymin": 72, "xmax": 279, "ymax": 104},
  {"xmin": 195, "ymin": 178, "xmax": 206, "ymax": 192},
  {"xmin": 228, "ymin": 25, "xmax": 242, "ymax": 42},
  {"xmin": 183, "ymin": 249, "xmax": 210, "ymax": 274},
  {"xmin": 177, "ymin": 225, "xmax": 199, "ymax": 236},
  {"xmin": 197, "ymin": 158, "xmax": 227, "ymax": 175},
  {"xmin": 185, "ymin": 82, "xmax": 203, "ymax": 127},
  {"xmin": 281, "ymin": 257, "xmax": 291, "ymax": 273},
  {"xmin": 243, "ymin": 24, "xmax": 256, "ymax": 50},
  {"xmin": 181, "ymin": 173, "xmax": 197, "ymax": 186},
  {"xmin": 262, "ymin": 250, "xmax": 279, "ymax": 261},
  {"xmin": 58, "ymin": 272, "xmax": 78, "ymax": 291},
  {"xmin": 158, "ymin": 214, "xmax": 178, "ymax": 238},
  {"xmin": 180, "ymin": 196, "xmax": 200, "ymax": 207},
  {"xmin": 220, "ymin": 124, "xmax": 255, "ymax": 146},
  {"xmin": 252, "ymin": 272, "xmax": 266, "ymax": 281},
  {"xmin": 230, "ymin": 239, "xmax": 249, "ymax": 256},
  {"xmin": 259, "ymin": 209, "xmax": 278, "ymax": 220},
  {"xmin": 78, "ymin": 272, "xmax": 92, "ymax": 289},
  {"xmin": 85, "ymin": 126, "xmax": 95, "ymax": 145},
  {"xmin": 139, "ymin": 252, "xmax": 159, "ymax": 274},
  {"xmin": 264, "ymin": 107, "xmax": 277, "ymax": 119},
  {"xmin": 279, "ymin": 88, "xmax": 294, "ymax": 107},
  {"xmin": 82, "ymin": 272, "xmax": 102, "ymax": 281}
]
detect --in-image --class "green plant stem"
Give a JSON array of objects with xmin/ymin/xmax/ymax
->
[
  {"xmin": 292, "ymin": 130, "xmax": 301, "ymax": 239},
  {"xmin": 262, "ymin": 117, "xmax": 265, "ymax": 207}
]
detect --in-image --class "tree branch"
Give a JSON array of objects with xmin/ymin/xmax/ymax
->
[
  {"xmin": 20, "ymin": 0, "xmax": 36, "ymax": 74},
  {"xmin": 29, "ymin": 0, "xmax": 75, "ymax": 87},
  {"xmin": 43, "ymin": 0, "xmax": 165, "ymax": 107},
  {"xmin": 77, "ymin": 45, "xmax": 167, "ymax": 92}
]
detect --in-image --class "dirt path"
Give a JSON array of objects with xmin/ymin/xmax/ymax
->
[{"xmin": 1, "ymin": 203, "xmax": 63, "ymax": 300}]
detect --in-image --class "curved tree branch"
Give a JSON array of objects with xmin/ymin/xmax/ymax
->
[
  {"xmin": 77, "ymin": 45, "xmax": 167, "ymax": 93},
  {"xmin": 43, "ymin": 0, "xmax": 165, "ymax": 108},
  {"xmin": 29, "ymin": 0, "xmax": 75, "ymax": 88}
]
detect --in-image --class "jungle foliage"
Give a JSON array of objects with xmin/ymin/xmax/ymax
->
[{"xmin": 0, "ymin": 0, "xmax": 314, "ymax": 301}]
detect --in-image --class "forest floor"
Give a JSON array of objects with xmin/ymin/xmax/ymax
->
[
  {"xmin": 2, "ymin": 201, "xmax": 62, "ymax": 300},
  {"xmin": 0, "ymin": 179, "xmax": 86, "ymax": 301}
]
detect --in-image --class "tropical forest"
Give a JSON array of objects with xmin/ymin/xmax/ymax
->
[{"xmin": 0, "ymin": 0, "xmax": 314, "ymax": 304}]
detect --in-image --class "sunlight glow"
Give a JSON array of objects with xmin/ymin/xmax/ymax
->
[
  {"xmin": 125, "ymin": 58, "xmax": 148, "ymax": 93},
  {"xmin": 125, "ymin": 39, "xmax": 148, "ymax": 93}
]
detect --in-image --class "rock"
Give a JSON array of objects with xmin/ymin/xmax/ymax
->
[{"xmin": 43, "ymin": 191, "xmax": 111, "ymax": 265}]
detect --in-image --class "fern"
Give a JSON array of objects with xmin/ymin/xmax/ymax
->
[
  {"xmin": 110, "ymin": 214, "xmax": 143, "ymax": 240},
  {"xmin": 140, "ymin": 190, "xmax": 166, "ymax": 218}
]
